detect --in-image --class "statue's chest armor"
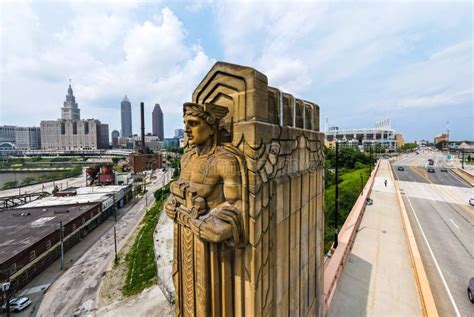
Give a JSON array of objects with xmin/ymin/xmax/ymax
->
[{"xmin": 181, "ymin": 155, "xmax": 222, "ymax": 198}]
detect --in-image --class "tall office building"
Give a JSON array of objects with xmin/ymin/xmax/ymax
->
[
  {"xmin": 174, "ymin": 129, "xmax": 184, "ymax": 138},
  {"xmin": 121, "ymin": 95, "xmax": 132, "ymax": 137},
  {"xmin": 0, "ymin": 125, "xmax": 16, "ymax": 143},
  {"xmin": 152, "ymin": 103, "xmax": 164, "ymax": 140},
  {"xmin": 40, "ymin": 81, "xmax": 109, "ymax": 150},
  {"xmin": 61, "ymin": 79, "xmax": 80, "ymax": 120},
  {"xmin": 15, "ymin": 127, "xmax": 41, "ymax": 150}
]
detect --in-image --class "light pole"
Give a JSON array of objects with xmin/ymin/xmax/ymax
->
[
  {"xmin": 334, "ymin": 140, "xmax": 339, "ymax": 249},
  {"xmin": 58, "ymin": 221, "xmax": 64, "ymax": 270}
]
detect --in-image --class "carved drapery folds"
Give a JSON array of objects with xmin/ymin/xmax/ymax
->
[{"xmin": 165, "ymin": 62, "xmax": 325, "ymax": 317}]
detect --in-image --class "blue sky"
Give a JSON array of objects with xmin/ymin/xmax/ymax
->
[{"xmin": 0, "ymin": 0, "xmax": 472, "ymax": 141}]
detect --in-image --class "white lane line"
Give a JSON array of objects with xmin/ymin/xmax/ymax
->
[
  {"xmin": 449, "ymin": 218, "xmax": 460, "ymax": 230},
  {"xmin": 404, "ymin": 194, "xmax": 461, "ymax": 317}
]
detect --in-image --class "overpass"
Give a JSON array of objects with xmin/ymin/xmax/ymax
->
[
  {"xmin": 0, "ymin": 149, "xmax": 133, "ymax": 157},
  {"xmin": 325, "ymin": 153, "xmax": 473, "ymax": 316}
]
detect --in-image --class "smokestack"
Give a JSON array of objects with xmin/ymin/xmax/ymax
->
[{"xmin": 140, "ymin": 102, "xmax": 146, "ymax": 154}]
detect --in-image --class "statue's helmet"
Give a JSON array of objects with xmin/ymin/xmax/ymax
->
[{"xmin": 183, "ymin": 102, "xmax": 229, "ymax": 126}]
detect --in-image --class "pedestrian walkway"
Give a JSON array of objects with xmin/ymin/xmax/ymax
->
[{"xmin": 328, "ymin": 160, "xmax": 422, "ymax": 316}]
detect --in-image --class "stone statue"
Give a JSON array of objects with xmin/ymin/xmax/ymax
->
[
  {"xmin": 166, "ymin": 62, "xmax": 325, "ymax": 317},
  {"xmin": 165, "ymin": 102, "xmax": 246, "ymax": 316}
]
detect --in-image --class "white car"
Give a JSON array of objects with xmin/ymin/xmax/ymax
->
[
  {"xmin": 470, "ymin": 198, "xmax": 474, "ymax": 206},
  {"xmin": 1, "ymin": 297, "xmax": 32, "ymax": 312}
]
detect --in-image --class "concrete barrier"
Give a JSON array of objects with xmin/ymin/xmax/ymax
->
[
  {"xmin": 389, "ymin": 165, "xmax": 438, "ymax": 317},
  {"xmin": 452, "ymin": 167, "xmax": 474, "ymax": 186},
  {"xmin": 323, "ymin": 160, "xmax": 380, "ymax": 316}
]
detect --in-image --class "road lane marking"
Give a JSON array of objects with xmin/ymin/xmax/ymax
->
[
  {"xmin": 435, "ymin": 184, "xmax": 474, "ymax": 217},
  {"xmin": 449, "ymin": 218, "xmax": 460, "ymax": 230},
  {"xmin": 404, "ymin": 194, "xmax": 461, "ymax": 317}
]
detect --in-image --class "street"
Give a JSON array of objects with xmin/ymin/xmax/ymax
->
[{"xmin": 392, "ymin": 153, "xmax": 473, "ymax": 317}]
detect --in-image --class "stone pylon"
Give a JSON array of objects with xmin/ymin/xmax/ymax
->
[{"xmin": 165, "ymin": 62, "xmax": 325, "ymax": 316}]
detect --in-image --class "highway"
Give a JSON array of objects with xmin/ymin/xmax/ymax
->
[{"xmin": 392, "ymin": 153, "xmax": 473, "ymax": 316}]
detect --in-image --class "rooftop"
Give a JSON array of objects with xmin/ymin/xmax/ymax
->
[{"xmin": 0, "ymin": 203, "xmax": 100, "ymax": 264}]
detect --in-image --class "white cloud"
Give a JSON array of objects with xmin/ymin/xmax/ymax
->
[
  {"xmin": 0, "ymin": 2, "xmax": 213, "ymax": 135},
  {"xmin": 214, "ymin": 1, "xmax": 471, "ymax": 92},
  {"xmin": 379, "ymin": 40, "xmax": 473, "ymax": 109}
]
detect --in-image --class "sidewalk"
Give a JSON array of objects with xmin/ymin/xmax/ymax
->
[{"xmin": 328, "ymin": 160, "xmax": 422, "ymax": 316}]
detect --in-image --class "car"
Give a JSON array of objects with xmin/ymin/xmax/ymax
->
[
  {"xmin": 470, "ymin": 198, "xmax": 474, "ymax": 206},
  {"xmin": 468, "ymin": 277, "xmax": 474, "ymax": 303},
  {"xmin": 428, "ymin": 160, "xmax": 434, "ymax": 166},
  {"xmin": 440, "ymin": 167, "xmax": 448, "ymax": 172},
  {"xmin": 397, "ymin": 166, "xmax": 405, "ymax": 171},
  {"xmin": 427, "ymin": 168, "xmax": 435, "ymax": 173},
  {"xmin": 1, "ymin": 297, "xmax": 32, "ymax": 313}
]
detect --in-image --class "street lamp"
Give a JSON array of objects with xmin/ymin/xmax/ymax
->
[{"xmin": 334, "ymin": 140, "xmax": 340, "ymax": 249}]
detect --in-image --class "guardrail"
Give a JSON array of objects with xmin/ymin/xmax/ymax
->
[
  {"xmin": 323, "ymin": 160, "xmax": 380, "ymax": 316},
  {"xmin": 452, "ymin": 168, "xmax": 474, "ymax": 186}
]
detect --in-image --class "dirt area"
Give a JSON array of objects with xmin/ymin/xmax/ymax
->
[
  {"xmin": 96, "ymin": 285, "xmax": 173, "ymax": 317},
  {"xmin": 98, "ymin": 220, "xmax": 142, "ymax": 306}
]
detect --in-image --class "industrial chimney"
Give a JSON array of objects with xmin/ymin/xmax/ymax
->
[{"xmin": 140, "ymin": 102, "xmax": 146, "ymax": 154}]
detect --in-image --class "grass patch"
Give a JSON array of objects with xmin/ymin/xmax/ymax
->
[
  {"xmin": 122, "ymin": 188, "xmax": 169, "ymax": 297},
  {"xmin": 324, "ymin": 166, "xmax": 371, "ymax": 252}
]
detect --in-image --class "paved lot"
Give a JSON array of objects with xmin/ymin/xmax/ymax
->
[
  {"xmin": 329, "ymin": 160, "xmax": 422, "ymax": 317},
  {"xmin": 393, "ymin": 157, "xmax": 473, "ymax": 317}
]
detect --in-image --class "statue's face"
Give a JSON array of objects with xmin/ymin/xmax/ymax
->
[{"xmin": 184, "ymin": 115, "xmax": 213, "ymax": 146}]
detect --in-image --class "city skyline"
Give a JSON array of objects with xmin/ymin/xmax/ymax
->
[{"xmin": 0, "ymin": 1, "xmax": 472, "ymax": 141}]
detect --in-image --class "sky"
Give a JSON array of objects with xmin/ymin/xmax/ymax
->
[{"xmin": 0, "ymin": 0, "xmax": 472, "ymax": 142}]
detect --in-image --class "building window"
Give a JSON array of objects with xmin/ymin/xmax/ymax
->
[
  {"xmin": 46, "ymin": 240, "xmax": 51, "ymax": 249},
  {"xmin": 30, "ymin": 250, "xmax": 36, "ymax": 261}
]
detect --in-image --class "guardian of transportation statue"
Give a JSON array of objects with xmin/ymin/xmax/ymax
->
[
  {"xmin": 165, "ymin": 62, "xmax": 325, "ymax": 317},
  {"xmin": 165, "ymin": 102, "xmax": 245, "ymax": 316}
]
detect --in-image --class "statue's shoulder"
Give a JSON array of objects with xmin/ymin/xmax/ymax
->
[
  {"xmin": 182, "ymin": 150, "xmax": 194, "ymax": 160},
  {"xmin": 214, "ymin": 145, "xmax": 242, "ymax": 166}
]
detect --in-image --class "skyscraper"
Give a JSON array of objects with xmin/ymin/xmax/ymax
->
[
  {"xmin": 40, "ymin": 81, "xmax": 109, "ymax": 150},
  {"xmin": 152, "ymin": 103, "xmax": 164, "ymax": 140},
  {"xmin": 61, "ymin": 79, "xmax": 80, "ymax": 121},
  {"xmin": 121, "ymin": 95, "xmax": 132, "ymax": 137}
]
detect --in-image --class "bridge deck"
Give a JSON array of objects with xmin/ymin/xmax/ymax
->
[{"xmin": 328, "ymin": 160, "xmax": 422, "ymax": 316}]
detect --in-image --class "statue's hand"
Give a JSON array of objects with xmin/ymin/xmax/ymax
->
[
  {"xmin": 189, "ymin": 207, "xmax": 242, "ymax": 245},
  {"xmin": 164, "ymin": 195, "xmax": 178, "ymax": 219}
]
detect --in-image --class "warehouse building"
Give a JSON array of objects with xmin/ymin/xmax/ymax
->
[{"xmin": 0, "ymin": 185, "xmax": 132, "ymax": 293}]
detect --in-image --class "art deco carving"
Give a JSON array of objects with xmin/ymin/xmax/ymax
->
[{"xmin": 165, "ymin": 62, "xmax": 325, "ymax": 317}]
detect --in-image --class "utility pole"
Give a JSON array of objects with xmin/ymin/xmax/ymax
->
[
  {"xmin": 114, "ymin": 226, "xmax": 118, "ymax": 265},
  {"xmin": 462, "ymin": 150, "xmax": 465, "ymax": 169},
  {"xmin": 334, "ymin": 141, "xmax": 339, "ymax": 249},
  {"xmin": 59, "ymin": 221, "xmax": 64, "ymax": 270},
  {"xmin": 4, "ymin": 269, "xmax": 11, "ymax": 317},
  {"xmin": 369, "ymin": 145, "xmax": 373, "ymax": 174}
]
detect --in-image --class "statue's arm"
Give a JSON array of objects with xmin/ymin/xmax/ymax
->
[{"xmin": 191, "ymin": 156, "xmax": 243, "ymax": 244}]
